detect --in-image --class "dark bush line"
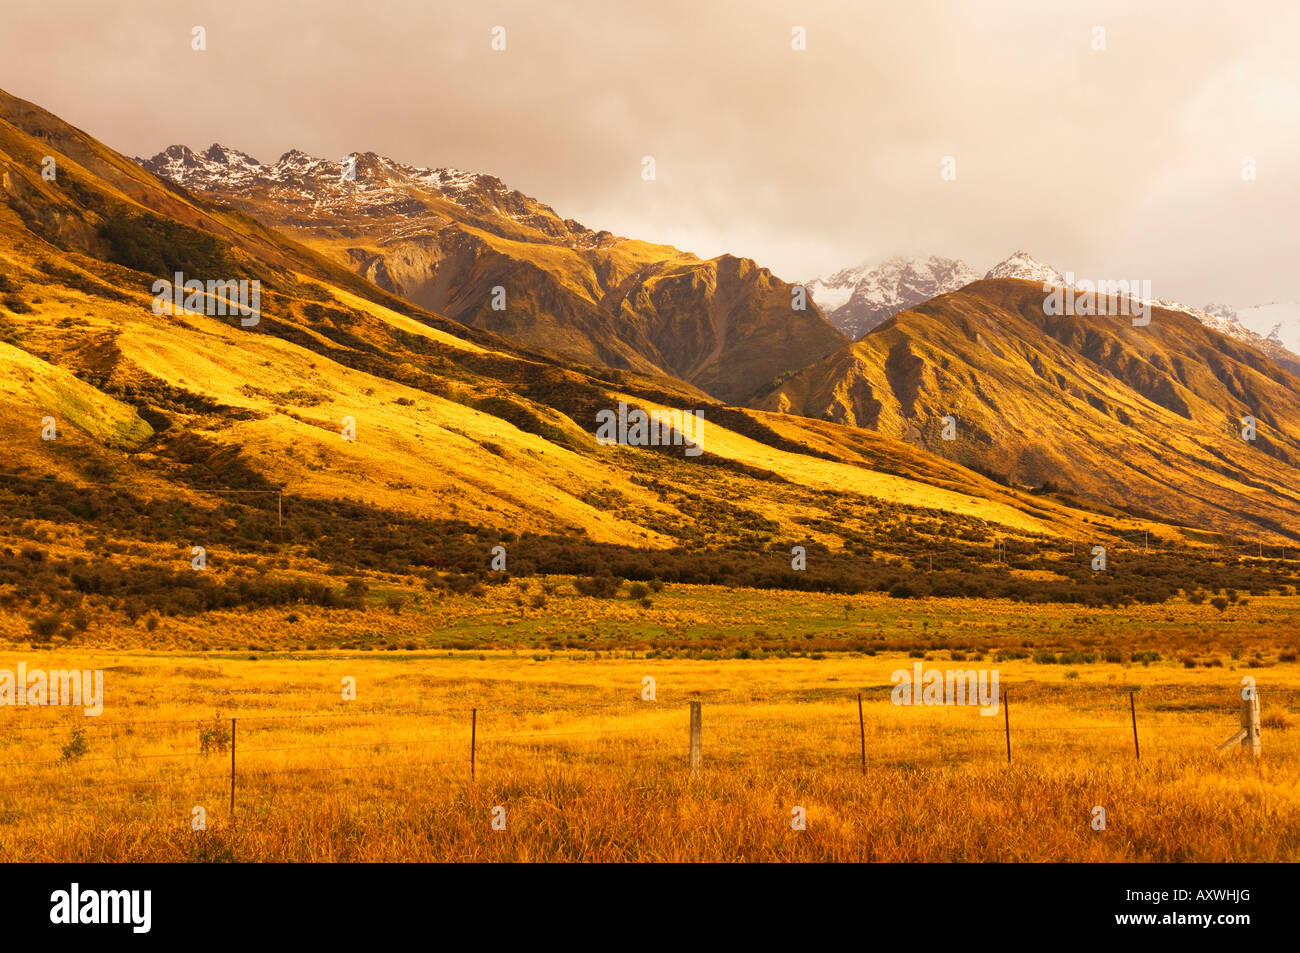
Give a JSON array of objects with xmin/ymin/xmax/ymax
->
[
  {"xmin": 3, "ymin": 471, "xmax": 1299, "ymax": 609},
  {"xmin": 0, "ymin": 548, "xmax": 365, "ymax": 621}
]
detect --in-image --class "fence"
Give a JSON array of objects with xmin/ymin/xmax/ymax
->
[{"xmin": 0, "ymin": 685, "xmax": 1295, "ymax": 824}]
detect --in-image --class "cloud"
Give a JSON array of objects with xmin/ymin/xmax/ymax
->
[{"xmin": 3, "ymin": 0, "xmax": 1296, "ymax": 304}]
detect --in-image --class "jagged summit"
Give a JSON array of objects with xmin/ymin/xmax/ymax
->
[
  {"xmin": 141, "ymin": 143, "xmax": 496, "ymax": 202},
  {"xmin": 202, "ymin": 143, "xmax": 260, "ymax": 164},
  {"xmin": 803, "ymin": 254, "xmax": 980, "ymax": 339},
  {"xmin": 983, "ymin": 251, "xmax": 1066, "ymax": 286},
  {"xmin": 805, "ymin": 249, "xmax": 1073, "ymax": 341}
]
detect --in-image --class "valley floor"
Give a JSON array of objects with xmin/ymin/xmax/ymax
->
[{"xmin": 0, "ymin": 597, "xmax": 1296, "ymax": 862}]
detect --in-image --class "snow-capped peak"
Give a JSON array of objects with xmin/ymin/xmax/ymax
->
[
  {"xmin": 803, "ymin": 254, "xmax": 980, "ymax": 339},
  {"xmin": 983, "ymin": 251, "xmax": 1066, "ymax": 286},
  {"xmin": 201, "ymin": 143, "xmax": 261, "ymax": 166},
  {"xmin": 807, "ymin": 247, "xmax": 1300, "ymax": 373},
  {"xmin": 137, "ymin": 142, "xmax": 599, "ymax": 249},
  {"xmin": 138, "ymin": 143, "xmax": 497, "ymax": 205},
  {"xmin": 1208, "ymin": 300, "xmax": 1300, "ymax": 359}
]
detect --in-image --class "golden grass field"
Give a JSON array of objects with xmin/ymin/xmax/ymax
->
[{"xmin": 1, "ymin": 587, "xmax": 1297, "ymax": 862}]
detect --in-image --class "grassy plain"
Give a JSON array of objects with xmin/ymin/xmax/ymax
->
[{"xmin": 1, "ymin": 586, "xmax": 1296, "ymax": 862}]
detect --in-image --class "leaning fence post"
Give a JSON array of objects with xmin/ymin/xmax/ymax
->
[
  {"xmin": 229, "ymin": 717, "xmax": 237, "ymax": 817},
  {"xmin": 1242, "ymin": 691, "xmax": 1261, "ymax": 758},
  {"xmin": 470, "ymin": 708, "xmax": 477, "ymax": 779},
  {"xmin": 689, "ymin": 701, "xmax": 702, "ymax": 776},
  {"xmin": 1129, "ymin": 690, "xmax": 1140, "ymax": 760}
]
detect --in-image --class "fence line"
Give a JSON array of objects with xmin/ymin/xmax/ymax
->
[
  {"xmin": 4, "ymin": 683, "xmax": 1296, "ymax": 738},
  {"xmin": 0, "ymin": 684, "xmax": 1290, "ymax": 825}
]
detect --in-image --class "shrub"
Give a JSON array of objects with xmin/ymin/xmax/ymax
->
[
  {"xmin": 575, "ymin": 574, "xmax": 622, "ymax": 598},
  {"xmin": 1261, "ymin": 711, "xmax": 1291, "ymax": 731},
  {"xmin": 98, "ymin": 208, "xmax": 234, "ymax": 279},
  {"xmin": 198, "ymin": 716, "xmax": 231, "ymax": 754},
  {"xmin": 60, "ymin": 728, "xmax": 89, "ymax": 763},
  {"xmin": 29, "ymin": 614, "xmax": 62, "ymax": 639}
]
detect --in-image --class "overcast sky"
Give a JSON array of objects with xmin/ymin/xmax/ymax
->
[{"xmin": 3, "ymin": 0, "xmax": 1297, "ymax": 305}]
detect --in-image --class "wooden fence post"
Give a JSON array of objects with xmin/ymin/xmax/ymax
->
[
  {"xmin": 1217, "ymin": 689, "xmax": 1262, "ymax": 756},
  {"xmin": 229, "ymin": 717, "xmax": 236, "ymax": 817},
  {"xmin": 1242, "ymin": 691, "xmax": 1261, "ymax": 758},
  {"xmin": 1003, "ymin": 690, "xmax": 1011, "ymax": 763},
  {"xmin": 470, "ymin": 708, "xmax": 477, "ymax": 779},
  {"xmin": 689, "ymin": 701, "xmax": 701, "ymax": 776},
  {"xmin": 1129, "ymin": 690, "xmax": 1140, "ymax": 760},
  {"xmin": 857, "ymin": 692, "xmax": 866, "ymax": 775}
]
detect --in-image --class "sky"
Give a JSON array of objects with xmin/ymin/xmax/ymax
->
[{"xmin": 2, "ymin": 0, "xmax": 1297, "ymax": 306}]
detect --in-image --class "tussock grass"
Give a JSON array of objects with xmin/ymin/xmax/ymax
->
[{"xmin": 0, "ymin": 650, "xmax": 1295, "ymax": 862}]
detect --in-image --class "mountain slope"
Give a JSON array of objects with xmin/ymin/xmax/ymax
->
[
  {"xmin": 812, "ymin": 249, "xmax": 1300, "ymax": 377},
  {"xmin": 989, "ymin": 251, "xmax": 1300, "ymax": 375},
  {"xmin": 137, "ymin": 144, "xmax": 847, "ymax": 404},
  {"xmin": 6, "ymin": 86, "xmax": 1300, "ymax": 619},
  {"xmin": 3, "ymin": 85, "xmax": 1162, "ymax": 566},
  {"xmin": 755, "ymin": 278, "xmax": 1300, "ymax": 542}
]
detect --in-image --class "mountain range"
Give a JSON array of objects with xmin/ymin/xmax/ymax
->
[
  {"xmin": 756, "ymin": 277, "xmax": 1300, "ymax": 537},
  {"xmin": 2, "ymin": 83, "xmax": 1299, "ymax": 577},
  {"xmin": 2, "ymin": 86, "xmax": 1120, "ymax": 576},
  {"xmin": 806, "ymin": 251, "xmax": 1300, "ymax": 376},
  {"xmin": 138, "ymin": 143, "xmax": 846, "ymax": 406}
]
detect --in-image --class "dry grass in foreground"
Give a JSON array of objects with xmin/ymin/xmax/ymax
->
[{"xmin": 0, "ymin": 652, "xmax": 1296, "ymax": 862}]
